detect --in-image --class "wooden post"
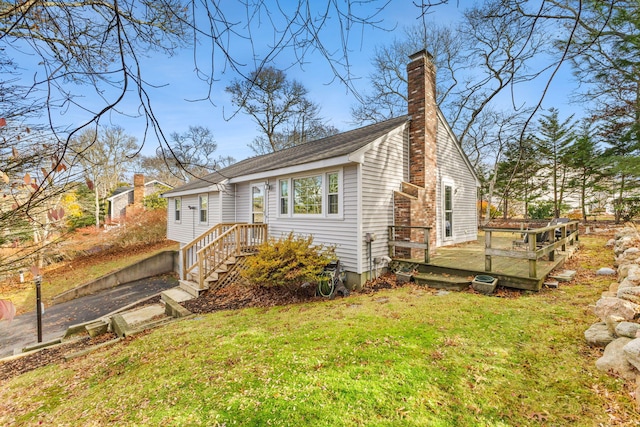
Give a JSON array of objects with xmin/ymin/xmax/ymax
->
[
  {"xmin": 484, "ymin": 230, "xmax": 492, "ymax": 272},
  {"xmin": 388, "ymin": 226, "xmax": 394, "ymax": 259},
  {"xmin": 424, "ymin": 227, "xmax": 430, "ymax": 263},
  {"xmin": 529, "ymin": 232, "xmax": 537, "ymax": 278},
  {"xmin": 235, "ymin": 225, "xmax": 241, "ymax": 255}
]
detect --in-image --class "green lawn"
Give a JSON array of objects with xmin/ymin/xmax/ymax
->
[{"xmin": 1, "ymin": 235, "xmax": 637, "ymax": 426}]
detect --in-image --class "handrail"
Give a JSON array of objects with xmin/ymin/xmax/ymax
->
[
  {"xmin": 483, "ymin": 220, "xmax": 579, "ymax": 278},
  {"xmin": 182, "ymin": 223, "xmax": 267, "ymax": 287},
  {"xmin": 388, "ymin": 225, "xmax": 432, "ymax": 263},
  {"xmin": 180, "ymin": 223, "xmax": 239, "ymax": 280}
]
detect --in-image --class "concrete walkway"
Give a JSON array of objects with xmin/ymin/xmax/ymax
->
[{"xmin": 0, "ymin": 276, "xmax": 178, "ymax": 359}]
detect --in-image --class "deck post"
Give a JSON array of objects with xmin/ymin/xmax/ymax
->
[
  {"xmin": 529, "ymin": 232, "xmax": 537, "ymax": 278},
  {"xmin": 424, "ymin": 228, "xmax": 430, "ymax": 263},
  {"xmin": 484, "ymin": 230, "xmax": 492, "ymax": 272},
  {"xmin": 235, "ymin": 225, "xmax": 241, "ymax": 255}
]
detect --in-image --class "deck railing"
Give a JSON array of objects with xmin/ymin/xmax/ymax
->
[
  {"xmin": 483, "ymin": 220, "xmax": 579, "ymax": 278},
  {"xmin": 388, "ymin": 225, "xmax": 432, "ymax": 263},
  {"xmin": 182, "ymin": 223, "xmax": 267, "ymax": 285}
]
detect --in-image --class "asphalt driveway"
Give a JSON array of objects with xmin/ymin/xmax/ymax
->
[{"xmin": 0, "ymin": 276, "xmax": 178, "ymax": 359}]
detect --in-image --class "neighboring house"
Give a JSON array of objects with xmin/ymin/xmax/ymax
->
[
  {"xmin": 107, "ymin": 174, "xmax": 172, "ymax": 222},
  {"xmin": 162, "ymin": 50, "xmax": 479, "ymax": 286}
]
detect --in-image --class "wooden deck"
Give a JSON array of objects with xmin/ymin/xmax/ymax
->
[{"xmin": 403, "ymin": 231, "xmax": 578, "ymax": 291}]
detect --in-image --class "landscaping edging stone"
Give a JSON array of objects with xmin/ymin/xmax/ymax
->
[{"xmin": 585, "ymin": 224, "xmax": 640, "ymax": 409}]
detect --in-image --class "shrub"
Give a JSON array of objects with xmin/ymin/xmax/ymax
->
[
  {"xmin": 615, "ymin": 197, "xmax": 640, "ymax": 222},
  {"xmin": 111, "ymin": 209, "xmax": 167, "ymax": 247},
  {"xmin": 527, "ymin": 201, "xmax": 555, "ymax": 219},
  {"xmin": 241, "ymin": 232, "xmax": 335, "ymax": 292},
  {"xmin": 143, "ymin": 189, "xmax": 170, "ymax": 210}
]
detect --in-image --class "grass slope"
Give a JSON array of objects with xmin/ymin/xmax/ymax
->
[{"xmin": 1, "ymin": 235, "xmax": 638, "ymax": 426}]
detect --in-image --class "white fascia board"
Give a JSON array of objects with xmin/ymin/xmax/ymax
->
[
  {"xmin": 160, "ymin": 184, "xmax": 223, "ymax": 198},
  {"xmin": 347, "ymin": 122, "xmax": 408, "ymax": 164},
  {"xmin": 161, "ymin": 179, "xmax": 229, "ymax": 198},
  {"xmin": 228, "ymin": 155, "xmax": 354, "ymax": 183}
]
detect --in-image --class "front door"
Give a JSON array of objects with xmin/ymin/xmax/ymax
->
[{"xmin": 251, "ymin": 183, "xmax": 266, "ymax": 224}]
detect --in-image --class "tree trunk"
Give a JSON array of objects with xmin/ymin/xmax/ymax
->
[{"xmin": 94, "ymin": 185, "xmax": 100, "ymax": 230}]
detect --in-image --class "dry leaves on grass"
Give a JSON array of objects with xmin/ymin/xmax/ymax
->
[{"xmin": 0, "ymin": 333, "xmax": 119, "ymax": 381}]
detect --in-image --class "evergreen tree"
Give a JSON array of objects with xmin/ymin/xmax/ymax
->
[{"xmin": 534, "ymin": 108, "xmax": 576, "ymax": 218}]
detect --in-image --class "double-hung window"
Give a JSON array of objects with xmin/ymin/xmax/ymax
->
[
  {"xmin": 279, "ymin": 171, "xmax": 341, "ymax": 217},
  {"xmin": 444, "ymin": 183, "xmax": 453, "ymax": 238},
  {"xmin": 174, "ymin": 198, "xmax": 181, "ymax": 222},
  {"xmin": 199, "ymin": 194, "xmax": 208, "ymax": 224},
  {"xmin": 279, "ymin": 180, "xmax": 289, "ymax": 215}
]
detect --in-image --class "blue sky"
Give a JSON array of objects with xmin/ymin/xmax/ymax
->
[
  {"xmin": 91, "ymin": 1, "xmax": 467, "ymax": 161},
  {"xmin": 12, "ymin": 1, "xmax": 581, "ymax": 164}
]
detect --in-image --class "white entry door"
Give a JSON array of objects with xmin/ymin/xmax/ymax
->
[{"xmin": 251, "ymin": 183, "xmax": 266, "ymax": 224}]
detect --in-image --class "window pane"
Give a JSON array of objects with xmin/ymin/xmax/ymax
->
[
  {"xmin": 445, "ymin": 186, "xmax": 452, "ymax": 211},
  {"xmin": 329, "ymin": 194, "xmax": 338, "ymax": 214},
  {"xmin": 327, "ymin": 173, "xmax": 339, "ymax": 214},
  {"xmin": 175, "ymin": 199, "xmax": 181, "ymax": 221},
  {"xmin": 329, "ymin": 173, "xmax": 338, "ymax": 193},
  {"xmin": 293, "ymin": 176, "xmax": 322, "ymax": 214},
  {"xmin": 280, "ymin": 180, "xmax": 288, "ymax": 215},
  {"xmin": 199, "ymin": 195, "xmax": 207, "ymax": 223}
]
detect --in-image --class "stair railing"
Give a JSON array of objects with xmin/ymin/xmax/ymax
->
[
  {"xmin": 185, "ymin": 223, "xmax": 268, "ymax": 287},
  {"xmin": 181, "ymin": 223, "xmax": 238, "ymax": 281}
]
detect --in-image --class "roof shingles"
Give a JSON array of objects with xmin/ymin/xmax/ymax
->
[{"xmin": 163, "ymin": 115, "xmax": 408, "ymax": 196}]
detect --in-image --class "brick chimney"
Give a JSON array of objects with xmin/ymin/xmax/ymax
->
[
  {"xmin": 392, "ymin": 50, "xmax": 438, "ymax": 257},
  {"xmin": 133, "ymin": 173, "xmax": 145, "ymax": 209},
  {"xmin": 407, "ymin": 49, "xmax": 438, "ymax": 190}
]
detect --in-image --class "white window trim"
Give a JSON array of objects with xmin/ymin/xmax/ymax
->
[
  {"xmin": 198, "ymin": 194, "xmax": 208, "ymax": 225},
  {"xmin": 174, "ymin": 197, "xmax": 182, "ymax": 223},
  {"xmin": 277, "ymin": 169, "xmax": 343, "ymax": 219},
  {"xmin": 442, "ymin": 178, "xmax": 454, "ymax": 241}
]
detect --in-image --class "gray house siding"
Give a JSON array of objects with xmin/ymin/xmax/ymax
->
[
  {"xmin": 360, "ymin": 127, "xmax": 408, "ymax": 278},
  {"xmin": 264, "ymin": 165, "xmax": 360, "ymax": 275},
  {"xmin": 435, "ymin": 113, "xmax": 478, "ymax": 246},
  {"xmin": 166, "ymin": 192, "xmax": 219, "ymax": 243},
  {"xmin": 220, "ymin": 185, "xmax": 236, "ymax": 223}
]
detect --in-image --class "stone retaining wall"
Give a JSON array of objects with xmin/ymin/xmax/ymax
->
[{"xmin": 584, "ymin": 224, "xmax": 640, "ymax": 408}]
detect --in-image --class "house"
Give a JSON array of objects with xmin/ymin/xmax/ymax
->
[
  {"xmin": 107, "ymin": 174, "xmax": 172, "ymax": 222},
  {"xmin": 162, "ymin": 50, "xmax": 479, "ymax": 288}
]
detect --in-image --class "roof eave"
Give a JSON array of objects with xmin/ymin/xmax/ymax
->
[{"xmin": 228, "ymin": 154, "xmax": 356, "ymax": 184}]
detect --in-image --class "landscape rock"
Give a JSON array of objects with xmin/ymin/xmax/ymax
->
[
  {"xmin": 615, "ymin": 228, "xmax": 639, "ymax": 240},
  {"xmin": 624, "ymin": 265, "xmax": 640, "ymax": 285},
  {"xmin": 605, "ymin": 239, "xmax": 616, "ymax": 247},
  {"xmin": 616, "ymin": 322, "xmax": 640, "ymax": 339},
  {"xmin": 618, "ymin": 287, "xmax": 640, "ymax": 304},
  {"xmin": 623, "ymin": 338, "xmax": 640, "ymax": 372},
  {"xmin": 584, "ymin": 322, "xmax": 615, "ymax": 347},
  {"xmin": 615, "ymin": 236, "xmax": 640, "ymax": 256},
  {"xmin": 596, "ymin": 338, "xmax": 637, "ymax": 381},
  {"xmin": 606, "ymin": 315, "xmax": 626, "ymax": 335},
  {"xmin": 617, "ymin": 263, "xmax": 638, "ymax": 281},
  {"xmin": 609, "ymin": 282, "xmax": 620, "ymax": 294},
  {"xmin": 625, "ymin": 247, "xmax": 640, "ymax": 257},
  {"xmin": 593, "ymin": 297, "xmax": 640, "ymax": 322},
  {"xmin": 597, "ymin": 267, "xmax": 617, "ymax": 276}
]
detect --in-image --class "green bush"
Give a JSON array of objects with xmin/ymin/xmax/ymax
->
[
  {"xmin": 241, "ymin": 232, "xmax": 335, "ymax": 292},
  {"xmin": 143, "ymin": 192, "xmax": 168, "ymax": 210},
  {"xmin": 527, "ymin": 201, "xmax": 555, "ymax": 219},
  {"xmin": 615, "ymin": 197, "xmax": 640, "ymax": 222}
]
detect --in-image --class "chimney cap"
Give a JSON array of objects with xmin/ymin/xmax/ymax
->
[{"xmin": 409, "ymin": 49, "xmax": 434, "ymax": 62}]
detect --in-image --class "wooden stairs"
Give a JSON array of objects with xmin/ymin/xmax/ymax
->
[{"xmin": 179, "ymin": 254, "xmax": 249, "ymax": 297}]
